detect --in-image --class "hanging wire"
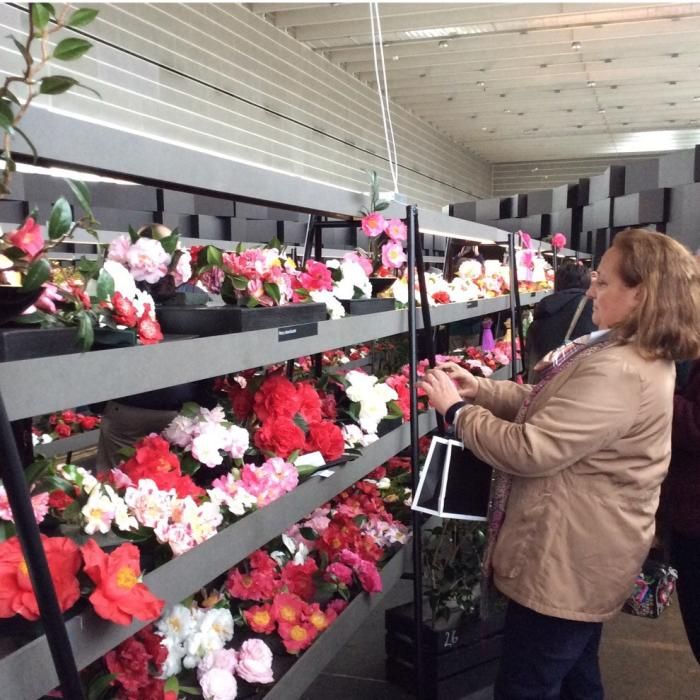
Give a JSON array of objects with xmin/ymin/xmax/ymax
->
[{"xmin": 369, "ymin": 1, "xmax": 400, "ymax": 195}]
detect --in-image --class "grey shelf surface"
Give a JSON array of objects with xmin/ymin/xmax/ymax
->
[
  {"xmin": 0, "ymin": 296, "xmax": 516, "ymax": 421},
  {"xmin": 0, "ymin": 412, "xmax": 436, "ymax": 700},
  {"xmin": 34, "ymin": 430, "xmax": 99, "ymax": 458},
  {"xmin": 266, "ymin": 540, "xmax": 408, "ymax": 700}
]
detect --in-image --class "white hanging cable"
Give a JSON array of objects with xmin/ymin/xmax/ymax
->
[{"xmin": 369, "ymin": 0, "xmax": 400, "ymax": 195}]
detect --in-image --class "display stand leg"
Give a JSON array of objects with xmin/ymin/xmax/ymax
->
[
  {"xmin": 507, "ymin": 233, "xmax": 522, "ymax": 381},
  {"xmin": 406, "ymin": 204, "xmax": 425, "ymax": 700},
  {"xmin": 0, "ymin": 391, "xmax": 85, "ymax": 699}
]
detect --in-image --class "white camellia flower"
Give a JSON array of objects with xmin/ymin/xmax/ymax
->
[
  {"xmin": 157, "ymin": 604, "xmax": 198, "ymax": 642},
  {"xmin": 102, "ymin": 259, "xmax": 138, "ymax": 299},
  {"xmin": 310, "ymin": 289, "xmax": 346, "ymax": 320},
  {"xmin": 391, "ymin": 277, "xmax": 409, "ymax": 304},
  {"xmin": 163, "ymin": 414, "xmax": 197, "ymax": 449},
  {"xmin": 358, "ymin": 393, "xmax": 389, "ymax": 434},
  {"xmin": 159, "ymin": 635, "xmax": 187, "ymax": 678},
  {"xmin": 345, "ymin": 370, "xmax": 378, "ymax": 402},
  {"xmin": 104, "ymin": 484, "xmax": 138, "ymax": 532},
  {"xmin": 81, "ymin": 487, "xmax": 116, "ymax": 535}
]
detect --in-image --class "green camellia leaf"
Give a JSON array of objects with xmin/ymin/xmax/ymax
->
[
  {"xmin": 8, "ymin": 36, "xmax": 31, "ymax": 67},
  {"xmin": 53, "ymin": 37, "xmax": 92, "ymax": 61},
  {"xmin": 66, "ymin": 179, "xmax": 93, "ymax": 217},
  {"xmin": 96, "ymin": 268, "xmax": 114, "ymax": 302},
  {"xmin": 264, "ymin": 281, "xmax": 281, "ymax": 305},
  {"xmin": 375, "ymin": 200, "xmax": 390, "ymax": 211},
  {"xmin": 39, "ymin": 75, "xmax": 78, "ymax": 95},
  {"xmin": 159, "ymin": 232, "xmax": 179, "ymax": 254},
  {"xmin": 77, "ymin": 257, "xmax": 100, "ymax": 277},
  {"xmin": 180, "ymin": 401, "xmax": 200, "ymax": 418},
  {"xmin": 0, "ymin": 112, "xmax": 13, "ymax": 134},
  {"xmin": 23, "ymin": 258, "xmax": 51, "ymax": 290},
  {"xmin": 299, "ymin": 526, "xmax": 320, "ymax": 541},
  {"xmin": 230, "ymin": 274, "xmax": 248, "ymax": 291},
  {"xmin": 77, "ymin": 310, "xmax": 94, "ymax": 351},
  {"xmin": 0, "ymin": 99, "xmax": 14, "ymax": 124},
  {"xmin": 48, "ymin": 197, "xmax": 72, "ymax": 239},
  {"xmin": 31, "ymin": 3, "xmax": 50, "ymax": 31},
  {"xmin": 205, "ymin": 245, "xmax": 223, "ymax": 267},
  {"xmin": 128, "ymin": 225, "xmax": 139, "ymax": 244},
  {"xmin": 86, "ymin": 673, "xmax": 117, "ymax": 700},
  {"xmin": 15, "ymin": 125, "xmax": 38, "ymax": 163},
  {"xmin": 67, "ymin": 7, "xmax": 98, "ymax": 28}
]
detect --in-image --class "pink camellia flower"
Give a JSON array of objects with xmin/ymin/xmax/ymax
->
[
  {"xmin": 0, "ymin": 486, "xmax": 49, "ymax": 524},
  {"xmin": 197, "ymin": 649, "xmax": 238, "ymax": 677},
  {"xmin": 247, "ymin": 278, "xmax": 265, "ymax": 300},
  {"xmin": 7, "ymin": 217, "xmax": 44, "ymax": 259},
  {"xmin": 172, "ymin": 249, "xmax": 192, "ymax": 286},
  {"xmin": 361, "ymin": 212, "xmax": 387, "ymax": 238},
  {"xmin": 356, "ymin": 559, "xmax": 382, "ymax": 593},
  {"xmin": 300, "ymin": 260, "xmax": 333, "ymax": 292},
  {"xmin": 343, "ymin": 251, "xmax": 373, "ymax": 276},
  {"xmin": 381, "ymin": 241, "xmax": 407, "ymax": 269},
  {"xmin": 385, "ymin": 218, "xmax": 407, "ymax": 242},
  {"xmin": 106, "ymin": 235, "xmax": 132, "ymax": 265},
  {"xmin": 236, "ymin": 639, "xmax": 274, "ymax": 684},
  {"xmin": 199, "ymin": 667, "xmax": 237, "ymax": 700},
  {"xmin": 33, "ymin": 283, "xmax": 63, "ymax": 315},
  {"xmin": 126, "ymin": 237, "xmax": 171, "ymax": 284},
  {"xmin": 325, "ymin": 562, "xmax": 353, "ymax": 586},
  {"xmin": 518, "ymin": 230, "xmax": 533, "ymax": 249},
  {"xmin": 551, "ymin": 232, "xmax": 567, "ymax": 250}
]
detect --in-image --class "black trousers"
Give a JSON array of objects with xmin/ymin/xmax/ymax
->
[
  {"xmin": 670, "ymin": 530, "xmax": 700, "ymax": 663},
  {"xmin": 494, "ymin": 601, "xmax": 604, "ymax": 700}
]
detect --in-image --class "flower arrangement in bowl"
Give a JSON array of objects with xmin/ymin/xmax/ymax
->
[
  {"xmin": 358, "ymin": 171, "xmax": 408, "ymax": 289},
  {"xmin": 105, "ymin": 224, "xmax": 192, "ymax": 303}
]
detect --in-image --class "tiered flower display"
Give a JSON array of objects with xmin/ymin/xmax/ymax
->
[{"xmin": 32, "ymin": 408, "xmax": 101, "ymax": 445}]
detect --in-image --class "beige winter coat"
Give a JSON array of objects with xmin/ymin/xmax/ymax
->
[{"xmin": 455, "ymin": 342, "xmax": 675, "ymax": 622}]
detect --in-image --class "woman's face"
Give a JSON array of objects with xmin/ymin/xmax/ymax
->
[{"xmin": 587, "ymin": 247, "xmax": 641, "ymax": 329}]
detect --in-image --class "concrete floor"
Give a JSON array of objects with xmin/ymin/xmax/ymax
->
[{"xmin": 302, "ymin": 580, "xmax": 699, "ymax": 700}]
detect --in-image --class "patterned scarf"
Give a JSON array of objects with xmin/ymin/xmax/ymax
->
[{"xmin": 479, "ymin": 331, "xmax": 615, "ymax": 617}]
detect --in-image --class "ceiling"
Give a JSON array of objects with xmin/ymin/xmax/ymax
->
[{"xmin": 248, "ymin": 2, "xmax": 700, "ymax": 164}]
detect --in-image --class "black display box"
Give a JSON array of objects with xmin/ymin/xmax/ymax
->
[
  {"xmin": 613, "ymin": 189, "xmax": 669, "ymax": 227},
  {"xmin": 589, "ymin": 166, "xmax": 625, "ymax": 201}
]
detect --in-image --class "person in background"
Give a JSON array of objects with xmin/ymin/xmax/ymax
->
[
  {"xmin": 663, "ymin": 357, "xmax": 700, "ymax": 663},
  {"xmin": 525, "ymin": 260, "xmax": 597, "ymax": 383},
  {"xmin": 419, "ymin": 228, "xmax": 700, "ymax": 699}
]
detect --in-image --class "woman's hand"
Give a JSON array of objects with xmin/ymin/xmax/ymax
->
[
  {"xmin": 435, "ymin": 362, "xmax": 479, "ymax": 400},
  {"xmin": 419, "ymin": 368, "xmax": 463, "ymax": 416}
]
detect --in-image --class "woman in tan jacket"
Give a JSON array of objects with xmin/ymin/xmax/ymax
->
[{"xmin": 420, "ymin": 228, "xmax": 700, "ymax": 700}]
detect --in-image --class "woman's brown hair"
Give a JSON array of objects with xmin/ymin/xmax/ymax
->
[{"xmin": 612, "ymin": 228, "xmax": 700, "ymax": 360}]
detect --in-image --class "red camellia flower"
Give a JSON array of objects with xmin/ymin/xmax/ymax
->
[
  {"xmin": 0, "ymin": 535, "xmax": 81, "ymax": 620},
  {"xmin": 271, "ymin": 592, "xmax": 306, "ymax": 625},
  {"xmin": 299, "ymin": 259, "xmax": 333, "ymax": 292},
  {"xmin": 226, "ymin": 382, "xmax": 254, "ymax": 422},
  {"xmin": 318, "ymin": 391, "xmax": 337, "ymax": 420},
  {"xmin": 48, "ymin": 489, "xmax": 74, "ymax": 510},
  {"xmin": 137, "ymin": 308, "xmax": 163, "ymax": 345},
  {"xmin": 78, "ymin": 414, "xmax": 100, "ymax": 431},
  {"xmin": 254, "ymin": 375, "xmax": 301, "ymax": 422},
  {"xmin": 254, "ymin": 418, "xmax": 306, "ymax": 459},
  {"xmin": 278, "ymin": 620, "xmax": 318, "ymax": 654},
  {"xmin": 305, "ymin": 422, "xmax": 345, "ymax": 461},
  {"xmin": 61, "ymin": 410, "xmax": 77, "ymax": 423},
  {"xmin": 54, "ymin": 422, "xmax": 72, "ymax": 438},
  {"xmin": 82, "ymin": 539, "xmax": 164, "ymax": 626},
  {"xmin": 431, "ymin": 291, "xmax": 451, "ymax": 305},
  {"xmin": 296, "ymin": 382, "xmax": 322, "ymax": 424},
  {"xmin": 249, "ymin": 549, "xmax": 277, "ymax": 573},
  {"xmin": 121, "ymin": 434, "xmax": 202, "ymax": 499},
  {"xmin": 105, "ymin": 626, "xmax": 168, "ymax": 698},
  {"xmin": 281, "ymin": 559, "xmax": 318, "ymax": 601},
  {"xmin": 244, "ymin": 603, "xmax": 276, "ymax": 634},
  {"xmin": 7, "ymin": 217, "xmax": 43, "ymax": 259},
  {"xmin": 111, "ymin": 291, "xmax": 138, "ymax": 327},
  {"xmin": 226, "ymin": 567, "xmax": 279, "ymax": 602}
]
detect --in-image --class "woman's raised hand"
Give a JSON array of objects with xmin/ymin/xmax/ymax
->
[{"xmin": 435, "ymin": 362, "xmax": 479, "ymax": 399}]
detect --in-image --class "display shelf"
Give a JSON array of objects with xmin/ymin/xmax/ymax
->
[
  {"xmin": 0, "ymin": 297, "xmax": 513, "ymax": 421},
  {"xmin": 518, "ymin": 290, "xmax": 550, "ymax": 306},
  {"xmin": 33, "ymin": 431, "xmax": 99, "ymax": 458},
  {"xmin": 16, "ymin": 110, "xmax": 505, "ymax": 247},
  {"xmin": 266, "ymin": 539, "xmax": 408, "ymax": 700},
  {"xmin": 0, "ymin": 412, "xmax": 437, "ymax": 700}
]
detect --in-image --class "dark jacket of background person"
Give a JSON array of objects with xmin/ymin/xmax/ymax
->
[
  {"xmin": 665, "ymin": 359, "xmax": 700, "ymax": 537},
  {"xmin": 526, "ymin": 263, "xmax": 597, "ymax": 382}
]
